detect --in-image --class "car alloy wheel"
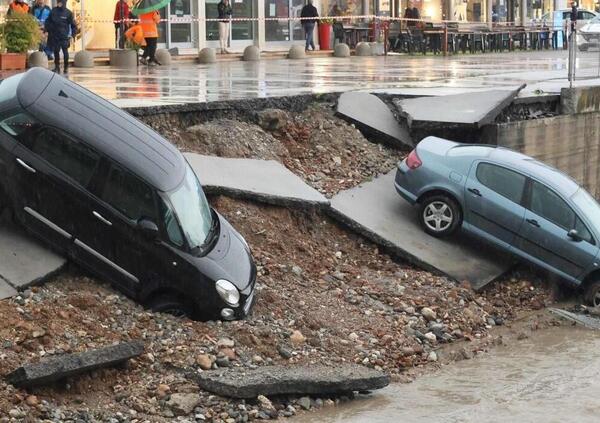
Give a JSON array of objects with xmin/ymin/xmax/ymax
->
[{"xmin": 422, "ymin": 201, "xmax": 454, "ymax": 233}]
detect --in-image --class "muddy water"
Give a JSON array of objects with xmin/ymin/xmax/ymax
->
[{"xmin": 297, "ymin": 327, "xmax": 600, "ymax": 423}]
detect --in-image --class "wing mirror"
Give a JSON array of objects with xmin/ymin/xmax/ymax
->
[
  {"xmin": 568, "ymin": 229, "xmax": 582, "ymax": 242},
  {"xmin": 138, "ymin": 218, "xmax": 159, "ymax": 240}
]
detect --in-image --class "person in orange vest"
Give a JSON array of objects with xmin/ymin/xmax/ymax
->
[
  {"xmin": 139, "ymin": 10, "xmax": 160, "ymax": 66},
  {"xmin": 124, "ymin": 14, "xmax": 146, "ymax": 64},
  {"xmin": 8, "ymin": 0, "xmax": 30, "ymax": 14}
]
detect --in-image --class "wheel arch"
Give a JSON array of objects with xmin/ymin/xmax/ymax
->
[
  {"xmin": 581, "ymin": 269, "xmax": 600, "ymax": 291},
  {"xmin": 416, "ymin": 188, "xmax": 464, "ymax": 219}
]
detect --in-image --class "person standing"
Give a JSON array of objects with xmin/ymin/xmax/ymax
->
[
  {"xmin": 114, "ymin": 0, "xmax": 130, "ymax": 49},
  {"xmin": 31, "ymin": 0, "xmax": 53, "ymax": 60},
  {"xmin": 300, "ymin": 0, "xmax": 318, "ymax": 51},
  {"xmin": 217, "ymin": 0, "xmax": 232, "ymax": 54},
  {"xmin": 140, "ymin": 10, "xmax": 160, "ymax": 66},
  {"xmin": 8, "ymin": 0, "xmax": 29, "ymax": 15},
  {"xmin": 45, "ymin": 0, "xmax": 77, "ymax": 74}
]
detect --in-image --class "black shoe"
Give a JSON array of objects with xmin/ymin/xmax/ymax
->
[
  {"xmin": 150, "ymin": 58, "xmax": 161, "ymax": 66},
  {"xmin": 53, "ymin": 66, "xmax": 60, "ymax": 73},
  {"xmin": 63, "ymin": 67, "xmax": 69, "ymax": 74}
]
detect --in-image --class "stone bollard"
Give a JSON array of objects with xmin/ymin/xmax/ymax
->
[
  {"xmin": 109, "ymin": 49, "xmax": 137, "ymax": 68},
  {"xmin": 155, "ymin": 48, "xmax": 172, "ymax": 65},
  {"xmin": 333, "ymin": 43, "xmax": 350, "ymax": 58},
  {"xmin": 74, "ymin": 50, "xmax": 94, "ymax": 68},
  {"xmin": 243, "ymin": 45, "xmax": 260, "ymax": 62},
  {"xmin": 27, "ymin": 51, "xmax": 48, "ymax": 68},
  {"xmin": 355, "ymin": 42, "xmax": 372, "ymax": 56},
  {"xmin": 198, "ymin": 47, "xmax": 216, "ymax": 64},
  {"xmin": 288, "ymin": 45, "xmax": 306, "ymax": 60}
]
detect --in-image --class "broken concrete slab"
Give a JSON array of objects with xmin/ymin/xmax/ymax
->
[
  {"xmin": 185, "ymin": 154, "xmax": 329, "ymax": 209},
  {"xmin": 6, "ymin": 341, "xmax": 144, "ymax": 387},
  {"xmin": 549, "ymin": 308, "xmax": 600, "ymax": 330},
  {"xmin": 0, "ymin": 278, "xmax": 17, "ymax": 300},
  {"xmin": 329, "ymin": 171, "xmax": 511, "ymax": 290},
  {"xmin": 395, "ymin": 87, "xmax": 523, "ymax": 129},
  {"xmin": 336, "ymin": 91, "xmax": 413, "ymax": 148},
  {"xmin": 0, "ymin": 224, "xmax": 66, "ymax": 290},
  {"xmin": 192, "ymin": 364, "xmax": 389, "ymax": 399}
]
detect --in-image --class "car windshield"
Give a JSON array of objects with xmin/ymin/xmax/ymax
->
[
  {"xmin": 168, "ymin": 164, "xmax": 213, "ymax": 250},
  {"xmin": 591, "ymin": 15, "xmax": 600, "ymax": 23},
  {"xmin": 571, "ymin": 188, "xmax": 600, "ymax": 228}
]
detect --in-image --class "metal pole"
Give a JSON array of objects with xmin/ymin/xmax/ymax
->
[{"xmin": 80, "ymin": 0, "xmax": 85, "ymax": 51}]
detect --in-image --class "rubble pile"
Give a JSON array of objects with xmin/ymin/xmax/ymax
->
[{"xmin": 0, "ymin": 197, "xmax": 554, "ymax": 421}]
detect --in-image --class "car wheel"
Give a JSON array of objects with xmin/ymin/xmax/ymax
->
[
  {"xmin": 584, "ymin": 279, "xmax": 600, "ymax": 307},
  {"xmin": 419, "ymin": 194, "xmax": 461, "ymax": 237},
  {"xmin": 147, "ymin": 293, "xmax": 193, "ymax": 318}
]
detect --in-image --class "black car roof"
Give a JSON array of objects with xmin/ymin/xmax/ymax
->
[{"xmin": 15, "ymin": 68, "xmax": 185, "ymax": 192}]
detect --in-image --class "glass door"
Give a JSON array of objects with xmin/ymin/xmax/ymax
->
[
  {"xmin": 264, "ymin": 0, "xmax": 306, "ymax": 46},
  {"xmin": 231, "ymin": 0, "xmax": 256, "ymax": 47},
  {"xmin": 169, "ymin": 0, "xmax": 196, "ymax": 48}
]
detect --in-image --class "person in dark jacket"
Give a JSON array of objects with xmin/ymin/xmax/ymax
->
[
  {"xmin": 300, "ymin": 0, "xmax": 318, "ymax": 51},
  {"xmin": 45, "ymin": 0, "xmax": 78, "ymax": 74},
  {"xmin": 217, "ymin": 0, "xmax": 233, "ymax": 54},
  {"xmin": 31, "ymin": 0, "xmax": 53, "ymax": 60},
  {"xmin": 114, "ymin": 0, "xmax": 130, "ymax": 49}
]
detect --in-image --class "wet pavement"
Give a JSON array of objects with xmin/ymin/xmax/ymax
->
[
  {"xmin": 16, "ymin": 49, "xmax": 600, "ymax": 107},
  {"xmin": 295, "ymin": 326, "xmax": 600, "ymax": 423}
]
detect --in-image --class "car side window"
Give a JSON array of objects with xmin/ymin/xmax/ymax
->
[
  {"xmin": 476, "ymin": 163, "xmax": 526, "ymax": 204},
  {"xmin": 575, "ymin": 216, "xmax": 594, "ymax": 243},
  {"xmin": 101, "ymin": 164, "xmax": 156, "ymax": 222},
  {"xmin": 529, "ymin": 181, "xmax": 575, "ymax": 230},
  {"xmin": 0, "ymin": 112, "xmax": 42, "ymax": 141},
  {"xmin": 159, "ymin": 197, "xmax": 184, "ymax": 247}
]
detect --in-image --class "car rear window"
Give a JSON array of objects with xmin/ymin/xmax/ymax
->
[{"xmin": 476, "ymin": 163, "xmax": 526, "ymax": 204}]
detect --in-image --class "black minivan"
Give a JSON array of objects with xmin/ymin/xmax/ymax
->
[{"xmin": 0, "ymin": 68, "xmax": 255, "ymax": 320}]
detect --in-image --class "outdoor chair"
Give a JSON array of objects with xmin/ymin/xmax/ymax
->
[{"xmin": 333, "ymin": 22, "xmax": 345, "ymax": 46}]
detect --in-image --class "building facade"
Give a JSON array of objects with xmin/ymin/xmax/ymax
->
[{"xmin": 1, "ymin": 0, "xmax": 594, "ymax": 51}]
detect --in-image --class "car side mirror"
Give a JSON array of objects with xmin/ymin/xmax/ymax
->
[
  {"xmin": 138, "ymin": 218, "xmax": 159, "ymax": 240},
  {"xmin": 568, "ymin": 229, "xmax": 582, "ymax": 242}
]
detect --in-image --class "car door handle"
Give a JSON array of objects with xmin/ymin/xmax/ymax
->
[
  {"xmin": 526, "ymin": 218, "xmax": 540, "ymax": 228},
  {"xmin": 16, "ymin": 158, "xmax": 36, "ymax": 173},
  {"xmin": 93, "ymin": 211, "xmax": 112, "ymax": 226},
  {"xmin": 468, "ymin": 188, "xmax": 482, "ymax": 197}
]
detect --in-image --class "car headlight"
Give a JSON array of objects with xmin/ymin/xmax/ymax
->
[{"xmin": 216, "ymin": 279, "xmax": 240, "ymax": 307}]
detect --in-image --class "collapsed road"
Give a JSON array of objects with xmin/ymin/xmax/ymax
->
[{"xmin": 0, "ymin": 87, "xmax": 590, "ymax": 420}]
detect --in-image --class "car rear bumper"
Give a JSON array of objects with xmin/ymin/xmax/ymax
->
[{"xmin": 394, "ymin": 163, "xmax": 418, "ymax": 205}]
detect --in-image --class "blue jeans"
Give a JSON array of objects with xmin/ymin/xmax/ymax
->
[{"xmin": 304, "ymin": 22, "xmax": 315, "ymax": 50}]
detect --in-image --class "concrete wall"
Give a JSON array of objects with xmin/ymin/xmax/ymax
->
[
  {"xmin": 86, "ymin": 1, "xmax": 117, "ymax": 49},
  {"xmin": 484, "ymin": 112, "xmax": 600, "ymax": 197}
]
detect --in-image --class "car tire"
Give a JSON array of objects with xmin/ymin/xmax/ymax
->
[
  {"xmin": 418, "ymin": 194, "xmax": 461, "ymax": 237},
  {"xmin": 584, "ymin": 279, "xmax": 600, "ymax": 307},
  {"xmin": 147, "ymin": 292, "xmax": 193, "ymax": 318}
]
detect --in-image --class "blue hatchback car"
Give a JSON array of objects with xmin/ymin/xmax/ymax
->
[{"xmin": 395, "ymin": 136, "xmax": 600, "ymax": 305}]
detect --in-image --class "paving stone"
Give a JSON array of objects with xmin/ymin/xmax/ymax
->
[
  {"xmin": 0, "ymin": 224, "xmax": 66, "ymax": 290},
  {"xmin": 336, "ymin": 91, "xmax": 413, "ymax": 148},
  {"xmin": 329, "ymin": 171, "xmax": 511, "ymax": 290},
  {"xmin": 395, "ymin": 87, "xmax": 523, "ymax": 128},
  {"xmin": 191, "ymin": 364, "xmax": 390, "ymax": 399},
  {"xmin": 184, "ymin": 154, "xmax": 329, "ymax": 209},
  {"xmin": 0, "ymin": 279, "xmax": 17, "ymax": 300},
  {"xmin": 6, "ymin": 341, "xmax": 144, "ymax": 387}
]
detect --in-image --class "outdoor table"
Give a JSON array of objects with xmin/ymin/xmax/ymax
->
[{"xmin": 343, "ymin": 26, "xmax": 370, "ymax": 48}]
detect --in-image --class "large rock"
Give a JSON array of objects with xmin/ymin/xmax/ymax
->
[
  {"xmin": 192, "ymin": 364, "xmax": 390, "ymax": 399},
  {"xmin": 355, "ymin": 42, "xmax": 372, "ymax": 56},
  {"xmin": 6, "ymin": 341, "xmax": 144, "ymax": 387},
  {"xmin": 27, "ymin": 51, "xmax": 47, "ymax": 68},
  {"xmin": 336, "ymin": 91, "xmax": 413, "ymax": 148},
  {"xmin": 74, "ymin": 50, "xmax": 94, "ymax": 68},
  {"xmin": 109, "ymin": 48, "xmax": 137, "ymax": 68},
  {"xmin": 166, "ymin": 393, "xmax": 201, "ymax": 415},
  {"xmin": 243, "ymin": 45, "xmax": 261, "ymax": 61},
  {"xmin": 198, "ymin": 47, "xmax": 216, "ymax": 64},
  {"xmin": 155, "ymin": 48, "xmax": 172, "ymax": 65},
  {"xmin": 256, "ymin": 108, "xmax": 290, "ymax": 131},
  {"xmin": 288, "ymin": 45, "xmax": 306, "ymax": 60},
  {"xmin": 334, "ymin": 43, "xmax": 350, "ymax": 57}
]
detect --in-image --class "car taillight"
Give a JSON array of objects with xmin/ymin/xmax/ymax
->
[{"xmin": 406, "ymin": 149, "xmax": 422, "ymax": 170}]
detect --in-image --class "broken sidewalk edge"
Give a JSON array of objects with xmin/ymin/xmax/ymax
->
[
  {"xmin": 203, "ymin": 185, "xmax": 330, "ymax": 210},
  {"xmin": 188, "ymin": 364, "xmax": 390, "ymax": 399},
  {"xmin": 6, "ymin": 341, "xmax": 144, "ymax": 388}
]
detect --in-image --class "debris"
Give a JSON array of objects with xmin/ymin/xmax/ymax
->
[
  {"xmin": 196, "ymin": 354, "xmax": 213, "ymax": 370},
  {"xmin": 297, "ymin": 396, "xmax": 311, "ymax": 410},
  {"xmin": 166, "ymin": 393, "xmax": 201, "ymax": 416},
  {"xmin": 6, "ymin": 341, "xmax": 144, "ymax": 387},
  {"xmin": 290, "ymin": 330, "xmax": 306, "ymax": 346},
  {"xmin": 191, "ymin": 364, "xmax": 390, "ymax": 399}
]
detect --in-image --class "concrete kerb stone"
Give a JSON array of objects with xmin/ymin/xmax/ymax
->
[
  {"xmin": 561, "ymin": 85, "xmax": 600, "ymax": 114},
  {"xmin": 27, "ymin": 51, "xmax": 48, "ymax": 68},
  {"xmin": 74, "ymin": 50, "xmax": 94, "ymax": 68},
  {"xmin": 243, "ymin": 45, "xmax": 261, "ymax": 61},
  {"xmin": 109, "ymin": 49, "xmax": 137, "ymax": 68},
  {"xmin": 355, "ymin": 42, "xmax": 372, "ymax": 56},
  {"xmin": 333, "ymin": 43, "xmax": 350, "ymax": 57},
  {"xmin": 155, "ymin": 48, "xmax": 172, "ymax": 65},
  {"xmin": 288, "ymin": 45, "xmax": 306, "ymax": 60},
  {"xmin": 198, "ymin": 47, "xmax": 217, "ymax": 64}
]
